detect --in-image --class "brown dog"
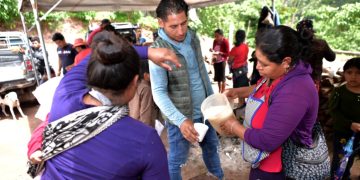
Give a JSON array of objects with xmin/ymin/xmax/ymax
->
[{"xmin": 0, "ymin": 92, "xmax": 26, "ymax": 120}]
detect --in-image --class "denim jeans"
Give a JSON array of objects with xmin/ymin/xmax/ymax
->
[{"xmin": 166, "ymin": 117, "xmax": 224, "ymax": 180}]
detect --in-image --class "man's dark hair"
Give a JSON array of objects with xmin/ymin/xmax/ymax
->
[
  {"xmin": 101, "ymin": 19, "xmax": 111, "ymax": 25},
  {"xmin": 343, "ymin": 57, "xmax": 360, "ymax": 72},
  {"xmin": 156, "ymin": 0, "xmax": 189, "ymax": 20},
  {"xmin": 214, "ymin": 29, "xmax": 224, "ymax": 36},
  {"xmin": 139, "ymin": 60, "xmax": 149, "ymax": 80},
  {"xmin": 52, "ymin": 32, "xmax": 65, "ymax": 41},
  {"xmin": 30, "ymin": 36, "xmax": 40, "ymax": 43}
]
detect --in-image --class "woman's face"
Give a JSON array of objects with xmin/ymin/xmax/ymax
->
[
  {"xmin": 214, "ymin": 32, "xmax": 223, "ymax": 42},
  {"xmin": 344, "ymin": 67, "xmax": 360, "ymax": 88},
  {"xmin": 255, "ymin": 49, "xmax": 289, "ymax": 80}
]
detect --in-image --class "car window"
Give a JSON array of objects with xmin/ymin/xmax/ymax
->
[
  {"xmin": 0, "ymin": 37, "xmax": 7, "ymax": 49},
  {"xmin": 9, "ymin": 36, "xmax": 25, "ymax": 47}
]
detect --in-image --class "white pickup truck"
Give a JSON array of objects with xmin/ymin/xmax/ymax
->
[{"xmin": 0, "ymin": 31, "xmax": 38, "ymax": 102}]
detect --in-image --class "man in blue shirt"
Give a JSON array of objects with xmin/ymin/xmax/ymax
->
[
  {"xmin": 52, "ymin": 32, "xmax": 77, "ymax": 75},
  {"xmin": 149, "ymin": 0, "xmax": 223, "ymax": 179}
]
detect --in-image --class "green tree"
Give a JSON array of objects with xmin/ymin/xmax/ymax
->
[
  {"xmin": 0, "ymin": 0, "xmax": 20, "ymax": 28},
  {"xmin": 303, "ymin": 3, "xmax": 360, "ymax": 51}
]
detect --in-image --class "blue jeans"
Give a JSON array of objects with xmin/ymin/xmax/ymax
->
[{"xmin": 167, "ymin": 117, "xmax": 224, "ymax": 180}]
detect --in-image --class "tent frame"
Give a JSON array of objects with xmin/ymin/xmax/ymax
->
[{"xmin": 18, "ymin": 0, "xmax": 236, "ymax": 80}]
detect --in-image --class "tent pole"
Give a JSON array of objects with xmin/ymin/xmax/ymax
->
[
  {"xmin": 19, "ymin": 12, "xmax": 40, "ymax": 85},
  {"xmin": 28, "ymin": 0, "xmax": 64, "ymax": 32},
  {"xmin": 30, "ymin": 0, "xmax": 52, "ymax": 80},
  {"xmin": 272, "ymin": 0, "xmax": 275, "ymax": 22}
]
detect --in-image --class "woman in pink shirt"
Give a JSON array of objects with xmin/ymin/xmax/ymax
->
[{"xmin": 211, "ymin": 29, "xmax": 229, "ymax": 93}]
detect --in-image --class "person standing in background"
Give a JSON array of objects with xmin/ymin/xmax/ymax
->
[
  {"xmin": 72, "ymin": 38, "xmax": 91, "ymax": 66},
  {"xmin": 329, "ymin": 57, "xmax": 360, "ymax": 179},
  {"xmin": 211, "ymin": 29, "xmax": 229, "ymax": 93},
  {"xmin": 30, "ymin": 37, "xmax": 55, "ymax": 83},
  {"xmin": 228, "ymin": 29, "xmax": 249, "ymax": 107},
  {"xmin": 87, "ymin": 18, "xmax": 111, "ymax": 45},
  {"xmin": 135, "ymin": 28, "xmax": 147, "ymax": 46},
  {"xmin": 129, "ymin": 60, "xmax": 158, "ymax": 127},
  {"xmin": 52, "ymin": 32, "xmax": 77, "ymax": 76},
  {"xmin": 296, "ymin": 19, "xmax": 336, "ymax": 91},
  {"xmin": 149, "ymin": 0, "xmax": 224, "ymax": 179}
]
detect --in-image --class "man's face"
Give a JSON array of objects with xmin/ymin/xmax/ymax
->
[
  {"xmin": 158, "ymin": 11, "xmax": 188, "ymax": 42},
  {"xmin": 54, "ymin": 40, "xmax": 66, "ymax": 48},
  {"xmin": 32, "ymin": 41, "xmax": 41, "ymax": 49}
]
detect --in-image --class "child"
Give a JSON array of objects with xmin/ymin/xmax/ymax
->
[
  {"xmin": 329, "ymin": 57, "xmax": 360, "ymax": 179},
  {"xmin": 128, "ymin": 60, "xmax": 158, "ymax": 127}
]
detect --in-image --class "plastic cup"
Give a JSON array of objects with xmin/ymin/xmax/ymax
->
[
  {"xmin": 194, "ymin": 123, "xmax": 209, "ymax": 142},
  {"xmin": 201, "ymin": 93, "xmax": 236, "ymax": 136}
]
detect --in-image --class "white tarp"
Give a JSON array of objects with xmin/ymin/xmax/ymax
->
[{"xmin": 19, "ymin": 0, "xmax": 235, "ymax": 12}]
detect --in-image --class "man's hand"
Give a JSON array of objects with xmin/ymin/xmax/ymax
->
[
  {"xmin": 56, "ymin": 71, "xmax": 61, "ymax": 77},
  {"xmin": 351, "ymin": 122, "xmax": 360, "ymax": 133},
  {"xmin": 180, "ymin": 119, "xmax": 198, "ymax": 143},
  {"xmin": 65, "ymin": 64, "xmax": 74, "ymax": 72},
  {"xmin": 148, "ymin": 48, "xmax": 181, "ymax": 71},
  {"xmin": 29, "ymin": 150, "xmax": 43, "ymax": 164}
]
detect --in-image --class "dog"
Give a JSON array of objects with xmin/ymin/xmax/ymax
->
[{"xmin": 0, "ymin": 92, "xmax": 27, "ymax": 120}]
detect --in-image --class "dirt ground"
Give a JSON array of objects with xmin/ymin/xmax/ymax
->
[{"xmin": 0, "ymin": 100, "xmax": 359, "ymax": 180}]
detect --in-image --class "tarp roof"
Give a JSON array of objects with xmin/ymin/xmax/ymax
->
[{"xmin": 19, "ymin": 0, "xmax": 235, "ymax": 12}]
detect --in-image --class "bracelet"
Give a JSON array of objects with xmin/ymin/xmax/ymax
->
[{"xmin": 230, "ymin": 121, "xmax": 237, "ymax": 134}]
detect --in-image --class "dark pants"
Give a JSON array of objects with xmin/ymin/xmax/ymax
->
[
  {"xmin": 213, "ymin": 61, "xmax": 225, "ymax": 82},
  {"xmin": 249, "ymin": 167, "xmax": 286, "ymax": 180},
  {"xmin": 232, "ymin": 66, "xmax": 249, "ymax": 88},
  {"xmin": 330, "ymin": 131, "xmax": 360, "ymax": 180}
]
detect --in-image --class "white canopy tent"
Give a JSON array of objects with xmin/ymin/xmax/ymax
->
[
  {"xmin": 19, "ymin": 0, "xmax": 236, "ymax": 12},
  {"xmin": 18, "ymin": 0, "xmax": 235, "ymax": 79}
]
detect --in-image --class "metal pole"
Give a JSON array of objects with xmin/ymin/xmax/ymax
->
[
  {"xmin": 28, "ymin": 0, "xmax": 64, "ymax": 32},
  {"xmin": 272, "ymin": 0, "xmax": 275, "ymax": 23},
  {"xmin": 19, "ymin": 12, "xmax": 40, "ymax": 85},
  {"xmin": 30, "ymin": 0, "xmax": 52, "ymax": 80}
]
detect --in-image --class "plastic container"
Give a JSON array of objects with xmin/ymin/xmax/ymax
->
[{"xmin": 201, "ymin": 93, "xmax": 236, "ymax": 135}]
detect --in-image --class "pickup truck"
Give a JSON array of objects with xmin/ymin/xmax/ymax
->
[
  {"xmin": 0, "ymin": 31, "xmax": 38, "ymax": 102},
  {"xmin": 86, "ymin": 22, "xmax": 138, "ymax": 43}
]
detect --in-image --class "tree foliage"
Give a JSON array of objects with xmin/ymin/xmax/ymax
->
[
  {"xmin": 303, "ymin": 3, "xmax": 360, "ymax": 51},
  {"xmin": 194, "ymin": 0, "xmax": 360, "ymax": 51},
  {"xmin": 0, "ymin": 0, "xmax": 20, "ymax": 28}
]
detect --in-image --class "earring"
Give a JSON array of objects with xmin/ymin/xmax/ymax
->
[{"xmin": 285, "ymin": 65, "xmax": 290, "ymax": 73}]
